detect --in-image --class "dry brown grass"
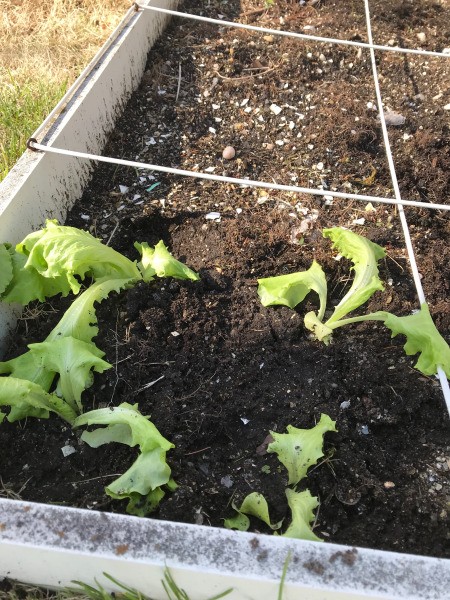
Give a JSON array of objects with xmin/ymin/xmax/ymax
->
[
  {"xmin": 0, "ymin": 0, "xmax": 131, "ymax": 86},
  {"xmin": 0, "ymin": 0, "xmax": 131, "ymax": 179}
]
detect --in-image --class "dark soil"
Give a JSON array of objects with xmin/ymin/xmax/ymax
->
[{"xmin": 1, "ymin": 0, "xmax": 449, "ymax": 559}]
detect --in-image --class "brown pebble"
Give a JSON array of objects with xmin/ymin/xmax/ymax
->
[
  {"xmin": 222, "ymin": 146, "xmax": 236, "ymax": 160},
  {"xmin": 266, "ymin": 143, "xmax": 275, "ymax": 151}
]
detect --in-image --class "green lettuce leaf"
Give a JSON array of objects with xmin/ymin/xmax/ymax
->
[
  {"xmin": 268, "ymin": 414, "xmax": 337, "ymax": 486},
  {"xmin": 224, "ymin": 492, "xmax": 283, "ymax": 531},
  {"xmin": 17, "ymin": 220, "xmax": 141, "ymax": 295},
  {"xmin": 0, "ymin": 278, "xmax": 133, "ymax": 419},
  {"xmin": 323, "ymin": 227, "xmax": 385, "ymax": 325},
  {"xmin": 257, "ymin": 260, "xmax": 327, "ymax": 320},
  {"xmin": 0, "ymin": 244, "xmax": 13, "ymax": 296},
  {"xmin": 74, "ymin": 402, "xmax": 174, "ymax": 453},
  {"xmin": 379, "ymin": 304, "xmax": 450, "ymax": 378},
  {"xmin": 0, "ymin": 377, "xmax": 77, "ymax": 423},
  {"xmin": 282, "ymin": 489, "xmax": 322, "ymax": 542},
  {"xmin": 1, "ymin": 246, "xmax": 72, "ymax": 304},
  {"xmin": 106, "ymin": 448, "xmax": 172, "ymax": 496},
  {"xmin": 135, "ymin": 240, "xmax": 200, "ymax": 282},
  {"xmin": 74, "ymin": 403, "xmax": 174, "ymax": 516},
  {"xmin": 28, "ymin": 337, "xmax": 111, "ymax": 413}
]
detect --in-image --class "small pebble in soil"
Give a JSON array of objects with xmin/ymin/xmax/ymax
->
[
  {"xmin": 222, "ymin": 146, "xmax": 236, "ymax": 159},
  {"xmin": 384, "ymin": 481, "xmax": 396, "ymax": 489},
  {"xmin": 221, "ymin": 475, "xmax": 234, "ymax": 488},
  {"xmin": 61, "ymin": 445, "xmax": 76, "ymax": 457}
]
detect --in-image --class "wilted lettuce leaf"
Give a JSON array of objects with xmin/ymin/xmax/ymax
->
[
  {"xmin": 282, "ymin": 489, "xmax": 322, "ymax": 542},
  {"xmin": 323, "ymin": 227, "xmax": 385, "ymax": 324},
  {"xmin": 268, "ymin": 414, "xmax": 337, "ymax": 486},
  {"xmin": 74, "ymin": 403, "xmax": 174, "ymax": 516},
  {"xmin": 224, "ymin": 492, "xmax": 282, "ymax": 531},
  {"xmin": 257, "ymin": 260, "xmax": 327, "ymax": 320},
  {"xmin": 135, "ymin": 240, "xmax": 200, "ymax": 282},
  {"xmin": 0, "ymin": 377, "xmax": 77, "ymax": 423}
]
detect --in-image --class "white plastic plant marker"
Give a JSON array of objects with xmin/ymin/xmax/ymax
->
[{"xmin": 0, "ymin": 1, "xmax": 449, "ymax": 598}]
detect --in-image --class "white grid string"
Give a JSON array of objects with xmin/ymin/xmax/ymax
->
[
  {"xmin": 28, "ymin": 1, "xmax": 450, "ymax": 412},
  {"xmin": 138, "ymin": 3, "xmax": 450, "ymax": 59},
  {"xmin": 27, "ymin": 141, "xmax": 450, "ymax": 212},
  {"xmin": 363, "ymin": 0, "xmax": 450, "ymax": 414}
]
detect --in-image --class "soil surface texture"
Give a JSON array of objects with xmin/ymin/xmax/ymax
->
[{"xmin": 1, "ymin": 0, "xmax": 449, "ymax": 559}]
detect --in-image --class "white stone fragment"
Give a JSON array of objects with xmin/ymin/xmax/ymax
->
[
  {"xmin": 119, "ymin": 185, "xmax": 129, "ymax": 194},
  {"xmin": 205, "ymin": 166, "xmax": 216, "ymax": 172},
  {"xmin": 240, "ymin": 418, "xmax": 249, "ymax": 425},
  {"xmin": 205, "ymin": 212, "xmax": 221, "ymax": 220},
  {"xmin": 208, "ymin": 127, "xmax": 216, "ymax": 134},
  {"xmin": 382, "ymin": 111, "xmax": 406, "ymax": 126},
  {"xmin": 444, "ymin": 104, "xmax": 450, "ymax": 111},
  {"xmin": 171, "ymin": 331, "xmax": 180, "ymax": 337},
  {"xmin": 61, "ymin": 445, "xmax": 76, "ymax": 457},
  {"xmin": 270, "ymin": 103, "xmax": 282, "ymax": 115}
]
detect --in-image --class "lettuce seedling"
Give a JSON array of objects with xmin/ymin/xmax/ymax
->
[
  {"xmin": 225, "ymin": 414, "xmax": 336, "ymax": 541},
  {"xmin": 0, "ymin": 277, "xmax": 133, "ymax": 422},
  {"xmin": 73, "ymin": 402, "xmax": 175, "ymax": 516},
  {"xmin": 0, "ymin": 220, "xmax": 199, "ymax": 304},
  {"xmin": 0, "ymin": 222, "xmax": 199, "ymax": 423},
  {"xmin": 258, "ymin": 227, "xmax": 450, "ymax": 378}
]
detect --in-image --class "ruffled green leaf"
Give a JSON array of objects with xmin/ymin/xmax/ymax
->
[
  {"xmin": 74, "ymin": 402, "xmax": 173, "ymax": 453},
  {"xmin": 0, "ymin": 377, "xmax": 77, "ymax": 423},
  {"xmin": 29, "ymin": 337, "xmax": 111, "ymax": 413},
  {"xmin": 224, "ymin": 492, "xmax": 282, "ymax": 531},
  {"xmin": 282, "ymin": 489, "xmax": 322, "ymax": 542},
  {"xmin": 0, "ymin": 246, "xmax": 72, "ymax": 304},
  {"xmin": 74, "ymin": 402, "xmax": 174, "ymax": 516},
  {"xmin": 323, "ymin": 227, "xmax": 385, "ymax": 325},
  {"xmin": 268, "ymin": 414, "xmax": 337, "ymax": 486},
  {"xmin": 135, "ymin": 240, "xmax": 199, "ymax": 282},
  {"xmin": 257, "ymin": 260, "xmax": 327, "ymax": 320},
  {"xmin": 106, "ymin": 448, "xmax": 171, "ymax": 497},
  {"xmin": 17, "ymin": 220, "xmax": 141, "ymax": 295},
  {"xmin": 381, "ymin": 303, "xmax": 450, "ymax": 378}
]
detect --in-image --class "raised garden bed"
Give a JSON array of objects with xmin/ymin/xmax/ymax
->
[{"xmin": 0, "ymin": 0, "xmax": 449, "ymax": 592}]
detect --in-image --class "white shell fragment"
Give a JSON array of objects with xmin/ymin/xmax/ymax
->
[
  {"xmin": 61, "ymin": 445, "xmax": 76, "ymax": 457},
  {"xmin": 270, "ymin": 103, "xmax": 282, "ymax": 115},
  {"xmin": 205, "ymin": 212, "xmax": 221, "ymax": 221}
]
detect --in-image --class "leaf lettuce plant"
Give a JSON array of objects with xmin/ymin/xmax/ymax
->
[
  {"xmin": 74, "ymin": 402, "xmax": 176, "ymax": 516},
  {"xmin": 0, "ymin": 221, "xmax": 199, "ymax": 423},
  {"xmin": 224, "ymin": 414, "xmax": 336, "ymax": 541},
  {"xmin": 258, "ymin": 227, "xmax": 450, "ymax": 378}
]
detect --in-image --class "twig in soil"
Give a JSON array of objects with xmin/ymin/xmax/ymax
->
[
  {"xmin": 184, "ymin": 446, "xmax": 211, "ymax": 456},
  {"xmin": 0, "ymin": 476, "xmax": 31, "ymax": 500},
  {"xmin": 175, "ymin": 62, "xmax": 182, "ymax": 103},
  {"xmin": 134, "ymin": 375, "xmax": 165, "ymax": 394},
  {"xmin": 71, "ymin": 474, "xmax": 122, "ymax": 484},
  {"xmin": 106, "ymin": 220, "xmax": 120, "ymax": 246},
  {"xmin": 213, "ymin": 64, "xmax": 280, "ymax": 82},
  {"xmin": 176, "ymin": 371, "xmax": 217, "ymax": 401},
  {"xmin": 386, "ymin": 253, "xmax": 405, "ymax": 272}
]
